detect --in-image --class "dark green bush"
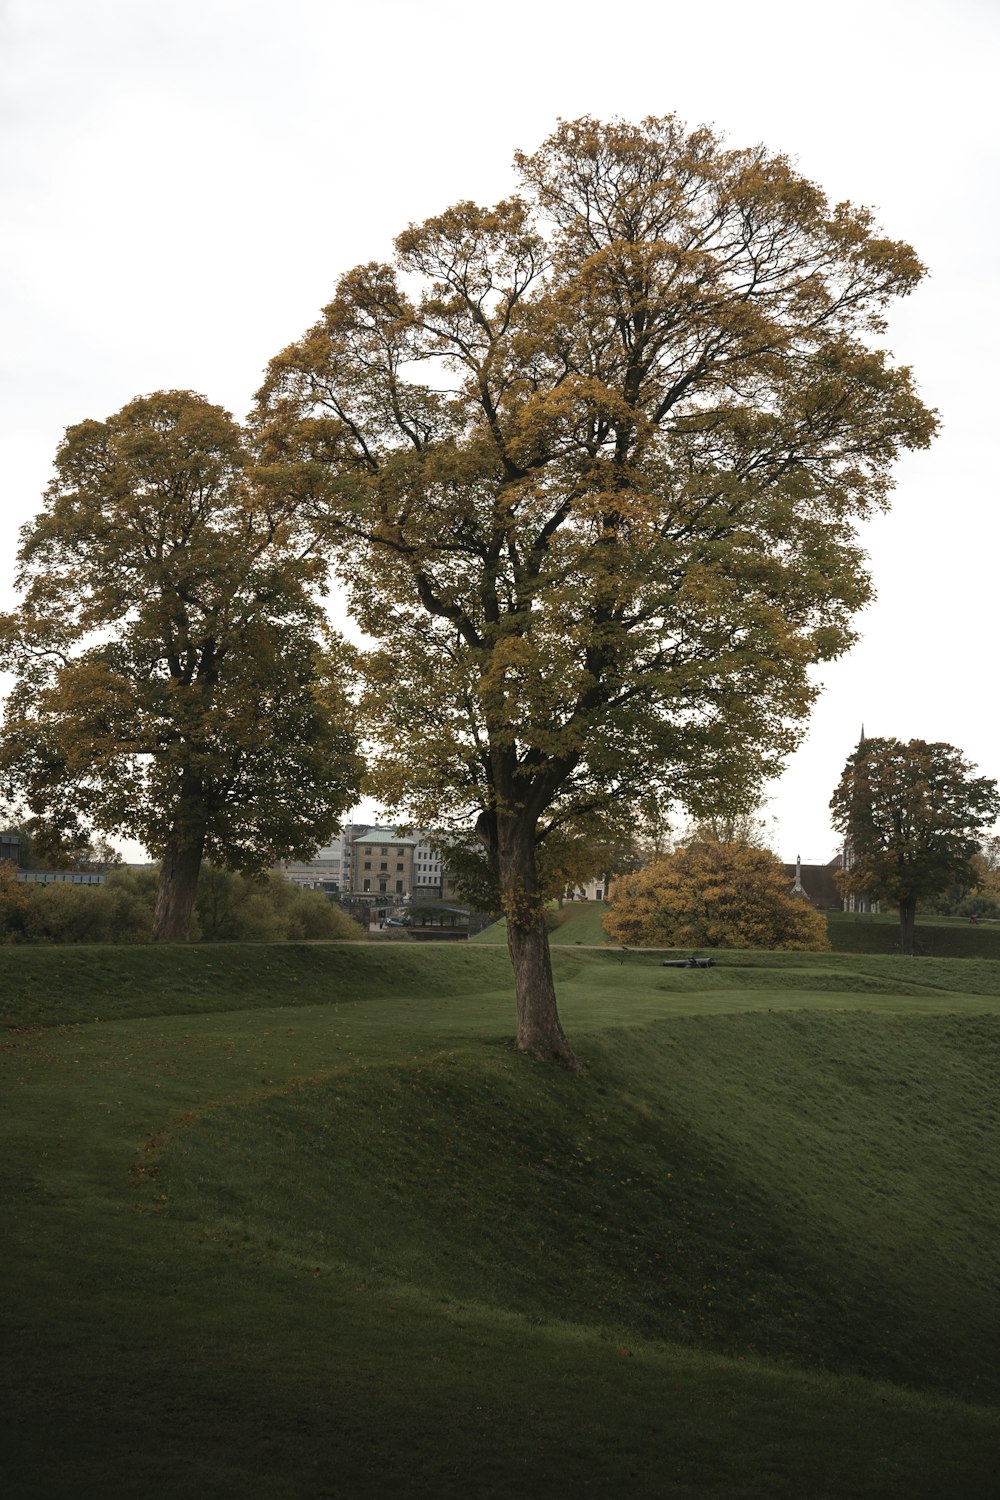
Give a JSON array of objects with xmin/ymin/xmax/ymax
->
[{"xmin": 195, "ymin": 867, "xmax": 363, "ymax": 942}]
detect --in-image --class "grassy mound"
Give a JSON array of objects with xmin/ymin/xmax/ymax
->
[
  {"xmin": 472, "ymin": 901, "xmax": 613, "ymax": 945},
  {"xmin": 0, "ymin": 940, "xmax": 516, "ymax": 1028},
  {"xmin": 472, "ymin": 898, "xmax": 1000, "ymax": 960},
  {"xmin": 163, "ymin": 1012, "xmax": 1000, "ymax": 1400},
  {"xmin": 828, "ymin": 910, "xmax": 1000, "ymax": 958},
  {"xmin": 3, "ymin": 941, "xmax": 999, "ymax": 1498}
]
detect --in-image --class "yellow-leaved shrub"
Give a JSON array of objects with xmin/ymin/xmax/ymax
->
[{"xmin": 603, "ymin": 841, "xmax": 830, "ymax": 951}]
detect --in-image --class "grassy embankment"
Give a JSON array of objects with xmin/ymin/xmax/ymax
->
[
  {"xmin": 472, "ymin": 899, "xmax": 1000, "ymax": 958},
  {"xmin": 3, "ymin": 938, "xmax": 999, "ymax": 1498}
]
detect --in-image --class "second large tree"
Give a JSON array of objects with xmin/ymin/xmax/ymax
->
[
  {"xmin": 256, "ymin": 115, "xmax": 936, "ymax": 1065},
  {"xmin": 831, "ymin": 735, "xmax": 998, "ymax": 953},
  {"xmin": 0, "ymin": 391, "xmax": 360, "ymax": 940}
]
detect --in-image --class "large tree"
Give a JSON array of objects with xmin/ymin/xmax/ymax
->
[
  {"xmin": 830, "ymin": 735, "xmax": 999, "ymax": 954},
  {"xmin": 0, "ymin": 390, "xmax": 360, "ymax": 940},
  {"xmin": 255, "ymin": 115, "xmax": 936, "ymax": 1066}
]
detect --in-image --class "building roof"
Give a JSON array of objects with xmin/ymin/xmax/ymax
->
[
  {"xmin": 782, "ymin": 858, "xmax": 843, "ymax": 909},
  {"xmin": 351, "ymin": 827, "xmax": 418, "ymax": 847}
]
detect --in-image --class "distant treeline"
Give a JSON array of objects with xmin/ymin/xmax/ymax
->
[{"xmin": 0, "ymin": 863, "xmax": 364, "ymax": 944}]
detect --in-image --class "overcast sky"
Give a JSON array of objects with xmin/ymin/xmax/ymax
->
[{"xmin": 2, "ymin": 0, "xmax": 997, "ymax": 862}]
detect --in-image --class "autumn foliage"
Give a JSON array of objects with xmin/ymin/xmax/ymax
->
[
  {"xmin": 0, "ymin": 391, "xmax": 360, "ymax": 941},
  {"xmin": 255, "ymin": 113, "xmax": 932, "ymax": 1061},
  {"xmin": 603, "ymin": 841, "xmax": 830, "ymax": 950}
]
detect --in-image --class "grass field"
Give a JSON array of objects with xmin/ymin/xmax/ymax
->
[
  {"xmin": 472, "ymin": 899, "xmax": 1000, "ymax": 959},
  {"xmin": 826, "ymin": 910, "xmax": 1000, "ymax": 958},
  {"xmin": 3, "ymin": 939, "xmax": 999, "ymax": 1498}
]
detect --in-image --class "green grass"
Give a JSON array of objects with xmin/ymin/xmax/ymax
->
[
  {"xmin": 827, "ymin": 910, "xmax": 1000, "ymax": 958},
  {"xmin": 472, "ymin": 899, "xmax": 1000, "ymax": 960},
  {"xmin": 547, "ymin": 900, "xmax": 617, "ymax": 944},
  {"xmin": 3, "ymin": 940, "xmax": 1000, "ymax": 1497},
  {"xmin": 472, "ymin": 900, "xmax": 614, "ymax": 946},
  {"xmin": 0, "ymin": 940, "xmax": 516, "ymax": 1028}
]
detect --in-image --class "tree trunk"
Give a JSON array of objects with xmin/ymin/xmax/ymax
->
[
  {"xmin": 898, "ymin": 896, "xmax": 917, "ymax": 956},
  {"xmin": 497, "ymin": 818, "xmax": 582, "ymax": 1071},
  {"xmin": 152, "ymin": 801, "xmax": 206, "ymax": 942}
]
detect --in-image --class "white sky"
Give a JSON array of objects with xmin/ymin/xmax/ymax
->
[{"xmin": 2, "ymin": 0, "xmax": 997, "ymax": 864}]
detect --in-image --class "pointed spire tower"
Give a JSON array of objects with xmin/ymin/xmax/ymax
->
[{"xmin": 839, "ymin": 723, "xmax": 877, "ymax": 911}]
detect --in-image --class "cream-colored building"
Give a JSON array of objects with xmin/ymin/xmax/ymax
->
[
  {"xmin": 282, "ymin": 822, "xmax": 458, "ymax": 903},
  {"xmin": 351, "ymin": 827, "xmax": 417, "ymax": 898}
]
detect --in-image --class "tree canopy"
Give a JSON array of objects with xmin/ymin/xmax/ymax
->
[
  {"xmin": 830, "ymin": 735, "xmax": 999, "ymax": 954},
  {"xmin": 603, "ymin": 840, "xmax": 830, "ymax": 950},
  {"xmin": 0, "ymin": 390, "xmax": 361, "ymax": 940},
  {"xmin": 252, "ymin": 114, "xmax": 935, "ymax": 1062},
  {"xmin": 972, "ymin": 834, "xmax": 1000, "ymax": 906}
]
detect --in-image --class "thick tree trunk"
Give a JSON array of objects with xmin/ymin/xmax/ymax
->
[
  {"xmin": 151, "ymin": 816, "xmax": 206, "ymax": 942},
  {"xmin": 497, "ymin": 818, "xmax": 582, "ymax": 1071},
  {"xmin": 506, "ymin": 907, "xmax": 581, "ymax": 1066},
  {"xmin": 899, "ymin": 897, "xmax": 917, "ymax": 956}
]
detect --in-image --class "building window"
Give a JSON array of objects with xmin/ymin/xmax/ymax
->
[
  {"xmin": 363, "ymin": 878, "xmax": 371, "ymax": 892},
  {"xmin": 380, "ymin": 846, "xmax": 388, "ymax": 854},
  {"xmin": 395, "ymin": 880, "xmax": 403, "ymax": 893},
  {"xmin": 379, "ymin": 880, "xmax": 387, "ymax": 893},
  {"xmin": 396, "ymin": 862, "xmax": 403, "ymax": 872},
  {"xmin": 364, "ymin": 861, "xmax": 371, "ymax": 870},
  {"xmin": 397, "ymin": 847, "xmax": 404, "ymax": 855},
  {"xmin": 364, "ymin": 846, "xmax": 372, "ymax": 854},
  {"xmin": 379, "ymin": 861, "xmax": 387, "ymax": 871}
]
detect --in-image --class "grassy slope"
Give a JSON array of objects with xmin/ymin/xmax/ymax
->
[
  {"xmin": 3, "ymin": 941, "xmax": 1000, "ymax": 1498},
  {"xmin": 472, "ymin": 901, "xmax": 613, "ymax": 946},
  {"xmin": 473, "ymin": 900, "xmax": 1000, "ymax": 958},
  {"xmin": 827, "ymin": 910, "xmax": 1000, "ymax": 958}
]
